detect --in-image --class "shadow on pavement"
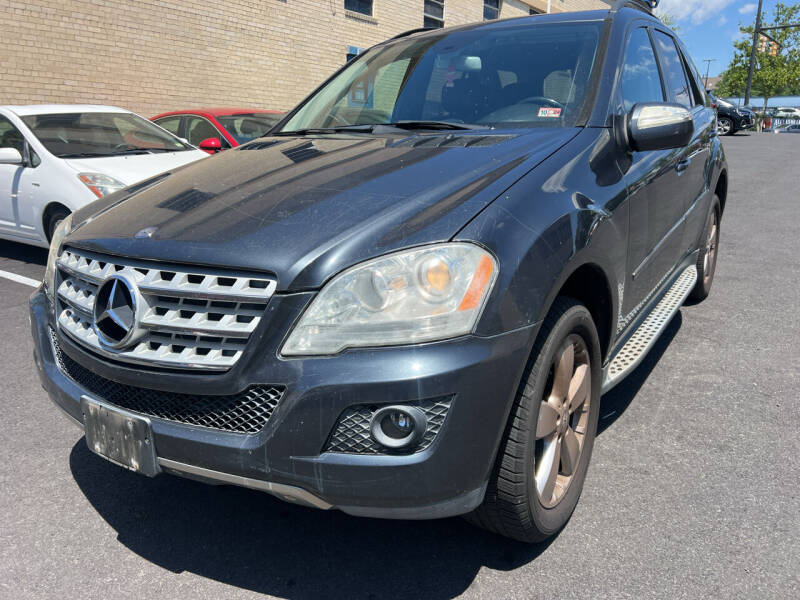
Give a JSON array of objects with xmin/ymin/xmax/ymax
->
[
  {"xmin": 597, "ymin": 312, "xmax": 682, "ymax": 435},
  {"xmin": 0, "ymin": 239, "xmax": 48, "ymax": 266},
  {"xmin": 69, "ymin": 442, "xmax": 553, "ymax": 599},
  {"xmin": 67, "ymin": 313, "xmax": 683, "ymax": 598}
]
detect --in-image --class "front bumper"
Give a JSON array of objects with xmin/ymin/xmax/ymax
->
[{"xmin": 30, "ymin": 288, "xmax": 537, "ymax": 519}]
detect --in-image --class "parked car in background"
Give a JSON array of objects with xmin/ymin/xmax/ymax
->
[
  {"xmin": 151, "ymin": 108, "xmax": 284, "ymax": 153},
  {"xmin": 0, "ymin": 105, "xmax": 207, "ymax": 247},
  {"xmin": 774, "ymin": 124, "xmax": 800, "ymax": 134},
  {"xmin": 708, "ymin": 93, "xmax": 754, "ymax": 135},
  {"xmin": 774, "ymin": 107, "xmax": 800, "ymax": 118},
  {"xmin": 32, "ymin": 1, "xmax": 727, "ymax": 543}
]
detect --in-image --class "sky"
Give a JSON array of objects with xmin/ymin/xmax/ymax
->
[{"xmin": 655, "ymin": 0, "xmax": 784, "ymax": 78}]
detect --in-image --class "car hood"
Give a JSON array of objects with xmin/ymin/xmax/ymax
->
[
  {"xmin": 68, "ymin": 129, "xmax": 578, "ymax": 290},
  {"xmin": 63, "ymin": 150, "xmax": 208, "ymax": 185}
]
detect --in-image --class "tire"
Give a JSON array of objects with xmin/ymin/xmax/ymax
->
[
  {"xmin": 466, "ymin": 297, "xmax": 602, "ymax": 543},
  {"xmin": 690, "ymin": 196, "xmax": 721, "ymax": 301},
  {"xmin": 717, "ymin": 116, "xmax": 734, "ymax": 136},
  {"xmin": 45, "ymin": 206, "xmax": 70, "ymax": 243}
]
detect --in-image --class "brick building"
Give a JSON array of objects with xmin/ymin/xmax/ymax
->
[{"xmin": 1, "ymin": 0, "xmax": 609, "ymax": 118}]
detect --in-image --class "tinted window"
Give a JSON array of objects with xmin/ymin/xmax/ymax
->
[
  {"xmin": 619, "ymin": 28, "xmax": 664, "ymax": 112},
  {"xmin": 676, "ymin": 41, "xmax": 707, "ymax": 106},
  {"xmin": 216, "ymin": 113, "xmax": 282, "ymax": 144},
  {"xmin": 155, "ymin": 116, "xmax": 181, "ymax": 136},
  {"xmin": 281, "ymin": 22, "xmax": 603, "ymax": 131},
  {"xmin": 653, "ymin": 31, "xmax": 691, "ymax": 108},
  {"xmin": 21, "ymin": 112, "xmax": 192, "ymax": 157},
  {"xmin": 0, "ymin": 116, "xmax": 25, "ymax": 153},
  {"xmin": 184, "ymin": 116, "xmax": 225, "ymax": 146}
]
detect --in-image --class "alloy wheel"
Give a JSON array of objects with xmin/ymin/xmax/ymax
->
[
  {"xmin": 534, "ymin": 335, "xmax": 591, "ymax": 508},
  {"xmin": 717, "ymin": 118, "xmax": 732, "ymax": 136}
]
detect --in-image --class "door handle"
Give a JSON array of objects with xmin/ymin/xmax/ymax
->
[{"xmin": 676, "ymin": 159, "xmax": 690, "ymax": 173}]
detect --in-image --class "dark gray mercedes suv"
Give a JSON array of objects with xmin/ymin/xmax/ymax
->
[{"xmin": 30, "ymin": 0, "xmax": 727, "ymax": 542}]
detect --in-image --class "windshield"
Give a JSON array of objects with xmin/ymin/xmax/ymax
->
[
  {"xmin": 280, "ymin": 22, "xmax": 602, "ymax": 133},
  {"xmin": 22, "ymin": 112, "xmax": 193, "ymax": 157},
  {"xmin": 216, "ymin": 113, "xmax": 283, "ymax": 143},
  {"xmin": 718, "ymin": 98, "xmax": 735, "ymax": 108}
]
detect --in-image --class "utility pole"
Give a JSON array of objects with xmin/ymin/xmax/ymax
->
[
  {"xmin": 702, "ymin": 59, "xmax": 717, "ymax": 90},
  {"xmin": 745, "ymin": 0, "xmax": 765, "ymax": 106}
]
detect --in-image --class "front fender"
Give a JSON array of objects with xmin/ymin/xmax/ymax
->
[{"xmin": 455, "ymin": 128, "xmax": 629, "ymax": 351}]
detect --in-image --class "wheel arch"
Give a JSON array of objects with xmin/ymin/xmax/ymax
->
[
  {"xmin": 714, "ymin": 169, "xmax": 728, "ymax": 216},
  {"xmin": 535, "ymin": 258, "xmax": 617, "ymax": 364},
  {"xmin": 41, "ymin": 202, "xmax": 72, "ymax": 242}
]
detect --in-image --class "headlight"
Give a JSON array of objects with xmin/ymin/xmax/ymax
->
[
  {"xmin": 281, "ymin": 243, "xmax": 497, "ymax": 356},
  {"xmin": 44, "ymin": 214, "xmax": 73, "ymax": 298},
  {"xmin": 78, "ymin": 173, "xmax": 126, "ymax": 198}
]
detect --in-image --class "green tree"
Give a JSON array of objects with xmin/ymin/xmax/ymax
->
[
  {"xmin": 656, "ymin": 12, "xmax": 681, "ymax": 35},
  {"xmin": 716, "ymin": 2, "xmax": 800, "ymax": 109}
]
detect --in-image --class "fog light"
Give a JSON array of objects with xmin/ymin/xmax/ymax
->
[{"xmin": 370, "ymin": 405, "xmax": 427, "ymax": 449}]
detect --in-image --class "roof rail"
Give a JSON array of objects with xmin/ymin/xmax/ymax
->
[
  {"xmin": 609, "ymin": 0, "xmax": 658, "ymax": 15},
  {"xmin": 390, "ymin": 27, "xmax": 435, "ymax": 40}
]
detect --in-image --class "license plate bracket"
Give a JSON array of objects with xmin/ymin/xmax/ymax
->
[{"xmin": 81, "ymin": 395, "xmax": 159, "ymax": 477}]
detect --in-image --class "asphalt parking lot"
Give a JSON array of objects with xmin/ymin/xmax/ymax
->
[{"xmin": 1, "ymin": 132, "xmax": 798, "ymax": 599}]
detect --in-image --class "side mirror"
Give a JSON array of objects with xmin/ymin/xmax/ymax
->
[
  {"xmin": 0, "ymin": 147, "xmax": 23, "ymax": 165},
  {"xmin": 197, "ymin": 137, "xmax": 222, "ymax": 153},
  {"xmin": 627, "ymin": 103, "xmax": 694, "ymax": 152}
]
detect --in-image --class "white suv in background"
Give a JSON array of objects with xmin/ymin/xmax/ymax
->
[{"xmin": 0, "ymin": 105, "xmax": 208, "ymax": 247}]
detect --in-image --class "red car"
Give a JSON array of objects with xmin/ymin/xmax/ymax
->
[{"xmin": 151, "ymin": 107, "xmax": 284, "ymax": 153}]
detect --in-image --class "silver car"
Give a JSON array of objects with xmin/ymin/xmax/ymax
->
[{"xmin": 774, "ymin": 124, "xmax": 800, "ymax": 134}]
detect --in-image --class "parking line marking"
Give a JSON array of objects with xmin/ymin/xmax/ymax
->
[{"xmin": 0, "ymin": 268, "xmax": 41, "ymax": 288}]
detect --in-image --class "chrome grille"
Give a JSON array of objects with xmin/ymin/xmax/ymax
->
[{"xmin": 55, "ymin": 247, "xmax": 276, "ymax": 371}]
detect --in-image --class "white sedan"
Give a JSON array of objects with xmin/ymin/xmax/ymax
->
[
  {"xmin": 774, "ymin": 107, "xmax": 800, "ymax": 118},
  {"xmin": 0, "ymin": 105, "xmax": 208, "ymax": 247}
]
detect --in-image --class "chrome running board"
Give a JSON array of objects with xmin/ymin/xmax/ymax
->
[{"xmin": 602, "ymin": 265, "xmax": 697, "ymax": 393}]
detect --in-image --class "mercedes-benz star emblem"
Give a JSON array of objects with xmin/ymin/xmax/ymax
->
[{"xmin": 93, "ymin": 275, "xmax": 140, "ymax": 349}]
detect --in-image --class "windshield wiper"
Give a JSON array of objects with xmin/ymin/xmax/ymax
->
[
  {"xmin": 274, "ymin": 121, "xmax": 486, "ymax": 136},
  {"xmin": 58, "ymin": 149, "xmax": 161, "ymax": 158},
  {"xmin": 385, "ymin": 120, "xmax": 484, "ymax": 131},
  {"xmin": 273, "ymin": 125, "xmax": 376, "ymax": 136},
  {"xmin": 57, "ymin": 152, "xmax": 109, "ymax": 158}
]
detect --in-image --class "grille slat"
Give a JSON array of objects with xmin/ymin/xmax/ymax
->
[
  {"xmin": 55, "ymin": 247, "xmax": 275, "ymax": 371},
  {"xmin": 325, "ymin": 397, "xmax": 452, "ymax": 455},
  {"xmin": 50, "ymin": 328, "xmax": 283, "ymax": 434}
]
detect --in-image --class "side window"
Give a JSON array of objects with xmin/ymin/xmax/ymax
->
[
  {"xmin": 652, "ymin": 31, "xmax": 692, "ymax": 108},
  {"xmin": 155, "ymin": 116, "xmax": 181, "ymax": 136},
  {"xmin": 676, "ymin": 42, "xmax": 708, "ymax": 107},
  {"xmin": 0, "ymin": 115, "xmax": 26, "ymax": 154},
  {"xmin": 184, "ymin": 116, "xmax": 225, "ymax": 146},
  {"xmin": 619, "ymin": 28, "xmax": 665, "ymax": 113}
]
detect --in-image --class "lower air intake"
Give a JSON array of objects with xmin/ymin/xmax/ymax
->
[
  {"xmin": 50, "ymin": 329, "xmax": 284, "ymax": 434},
  {"xmin": 325, "ymin": 397, "xmax": 453, "ymax": 455}
]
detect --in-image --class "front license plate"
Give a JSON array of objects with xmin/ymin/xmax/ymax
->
[{"xmin": 81, "ymin": 396, "xmax": 159, "ymax": 477}]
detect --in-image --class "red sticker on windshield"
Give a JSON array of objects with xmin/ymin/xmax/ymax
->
[{"xmin": 538, "ymin": 107, "xmax": 562, "ymax": 118}]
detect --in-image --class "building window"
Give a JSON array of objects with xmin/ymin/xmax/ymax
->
[
  {"xmin": 346, "ymin": 45, "xmax": 364, "ymax": 62},
  {"xmin": 424, "ymin": 0, "xmax": 444, "ymax": 28},
  {"xmin": 345, "ymin": 0, "xmax": 373, "ymax": 16},
  {"xmin": 484, "ymin": 0, "xmax": 501, "ymax": 20}
]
